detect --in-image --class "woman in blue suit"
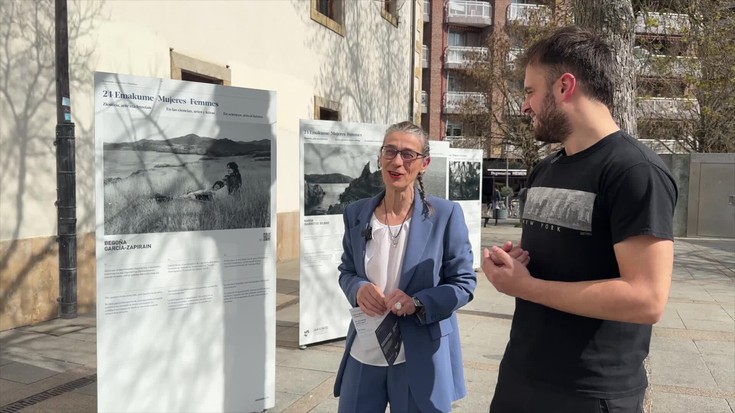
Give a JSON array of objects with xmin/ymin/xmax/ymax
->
[{"xmin": 334, "ymin": 121, "xmax": 477, "ymax": 412}]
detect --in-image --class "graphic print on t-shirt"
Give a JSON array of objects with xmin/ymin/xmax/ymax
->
[{"xmin": 523, "ymin": 187, "xmax": 596, "ymax": 232}]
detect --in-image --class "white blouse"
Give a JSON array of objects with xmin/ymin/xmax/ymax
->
[{"xmin": 349, "ymin": 212, "xmax": 410, "ymax": 366}]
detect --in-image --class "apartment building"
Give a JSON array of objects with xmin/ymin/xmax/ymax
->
[
  {"xmin": 420, "ymin": 0, "xmax": 697, "ymax": 167},
  {"xmin": 0, "ymin": 0, "xmax": 421, "ymax": 330}
]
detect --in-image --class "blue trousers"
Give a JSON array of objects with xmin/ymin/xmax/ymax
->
[{"xmin": 337, "ymin": 355, "xmax": 423, "ymax": 413}]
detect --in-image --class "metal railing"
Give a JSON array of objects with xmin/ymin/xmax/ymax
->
[
  {"xmin": 423, "ymin": 45, "xmax": 429, "ymax": 68},
  {"xmin": 445, "ymin": 45, "xmax": 488, "ymax": 66},
  {"xmin": 636, "ymin": 55, "xmax": 699, "ymax": 78},
  {"xmin": 638, "ymin": 138, "xmax": 687, "ymax": 154},
  {"xmin": 444, "ymin": 91, "xmax": 486, "ymax": 113},
  {"xmin": 507, "ymin": 47, "xmax": 524, "ymax": 65},
  {"xmin": 506, "ymin": 3, "xmax": 551, "ymax": 25},
  {"xmin": 421, "ymin": 91, "xmax": 428, "ymax": 113},
  {"xmin": 447, "ymin": 0, "xmax": 491, "ymax": 20},
  {"xmin": 637, "ymin": 97, "xmax": 699, "ymax": 120},
  {"xmin": 635, "ymin": 12, "xmax": 690, "ymax": 35}
]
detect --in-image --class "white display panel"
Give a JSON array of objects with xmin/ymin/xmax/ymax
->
[
  {"xmin": 447, "ymin": 148, "xmax": 484, "ymax": 269},
  {"xmin": 94, "ymin": 72, "xmax": 276, "ymax": 413}
]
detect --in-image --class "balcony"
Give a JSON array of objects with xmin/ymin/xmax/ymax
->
[
  {"xmin": 444, "ymin": 91, "xmax": 486, "ymax": 114},
  {"xmin": 637, "ymin": 97, "xmax": 699, "ymax": 120},
  {"xmin": 505, "ymin": 94, "xmax": 525, "ymax": 116},
  {"xmin": 424, "ymin": 0, "xmax": 430, "ymax": 22},
  {"xmin": 506, "ymin": 3, "xmax": 551, "ymax": 25},
  {"xmin": 445, "ymin": 46, "xmax": 488, "ymax": 69},
  {"xmin": 421, "ymin": 91, "xmax": 428, "ymax": 113},
  {"xmin": 507, "ymin": 47, "xmax": 524, "ymax": 65},
  {"xmin": 638, "ymin": 139, "xmax": 687, "ymax": 154},
  {"xmin": 446, "ymin": 1, "xmax": 492, "ymax": 27},
  {"xmin": 447, "ymin": 136, "xmax": 487, "ymax": 155},
  {"xmin": 445, "ymin": 135, "xmax": 465, "ymax": 143},
  {"xmin": 422, "ymin": 45, "xmax": 429, "ymax": 68},
  {"xmin": 635, "ymin": 12, "xmax": 690, "ymax": 35},
  {"xmin": 636, "ymin": 55, "xmax": 699, "ymax": 78}
]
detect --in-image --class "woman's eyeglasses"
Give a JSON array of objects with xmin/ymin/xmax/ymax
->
[{"xmin": 380, "ymin": 146, "xmax": 426, "ymax": 162}]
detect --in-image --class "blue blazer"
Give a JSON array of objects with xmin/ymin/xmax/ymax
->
[{"xmin": 334, "ymin": 189, "xmax": 477, "ymax": 413}]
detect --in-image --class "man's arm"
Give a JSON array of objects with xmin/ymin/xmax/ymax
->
[{"xmin": 482, "ymin": 234, "xmax": 673, "ymax": 324}]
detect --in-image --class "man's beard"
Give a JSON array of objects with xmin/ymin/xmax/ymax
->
[{"xmin": 534, "ymin": 92, "xmax": 571, "ymax": 144}]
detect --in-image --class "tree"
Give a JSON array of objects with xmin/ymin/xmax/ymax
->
[
  {"xmin": 454, "ymin": 3, "xmax": 562, "ymax": 172},
  {"xmin": 635, "ymin": 0, "xmax": 735, "ymax": 153},
  {"xmin": 574, "ymin": 0, "xmax": 638, "ymax": 136}
]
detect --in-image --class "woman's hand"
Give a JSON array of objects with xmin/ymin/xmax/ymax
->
[
  {"xmin": 384, "ymin": 290, "xmax": 416, "ymax": 317},
  {"xmin": 356, "ymin": 283, "xmax": 387, "ymax": 317}
]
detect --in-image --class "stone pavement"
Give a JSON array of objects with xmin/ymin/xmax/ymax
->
[{"xmin": 1, "ymin": 219, "xmax": 733, "ymax": 412}]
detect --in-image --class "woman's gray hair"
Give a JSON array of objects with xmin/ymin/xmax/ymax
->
[
  {"xmin": 384, "ymin": 121, "xmax": 430, "ymax": 157},
  {"xmin": 383, "ymin": 121, "xmax": 434, "ymax": 217}
]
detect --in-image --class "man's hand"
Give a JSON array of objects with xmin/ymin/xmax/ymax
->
[
  {"xmin": 482, "ymin": 246, "xmax": 533, "ymax": 298},
  {"xmin": 356, "ymin": 283, "xmax": 387, "ymax": 317},
  {"xmin": 500, "ymin": 241, "xmax": 530, "ymax": 267}
]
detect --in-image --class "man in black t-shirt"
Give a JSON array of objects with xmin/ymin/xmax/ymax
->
[{"xmin": 481, "ymin": 26, "xmax": 677, "ymax": 413}]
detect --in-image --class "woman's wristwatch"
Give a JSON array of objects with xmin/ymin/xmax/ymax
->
[{"xmin": 412, "ymin": 296, "xmax": 425, "ymax": 321}]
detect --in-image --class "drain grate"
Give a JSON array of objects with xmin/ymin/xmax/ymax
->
[{"xmin": 0, "ymin": 374, "xmax": 96, "ymax": 413}]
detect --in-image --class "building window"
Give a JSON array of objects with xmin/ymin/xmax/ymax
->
[
  {"xmin": 311, "ymin": 0, "xmax": 345, "ymax": 36},
  {"xmin": 446, "ymin": 121, "xmax": 464, "ymax": 138},
  {"xmin": 447, "ymin": 72, "xmax": 473, "ymax": 92},
  {"xmin": 381, "ymin": 0, "xmax": 399, "ymax": 27},
  {"xmin": 170, "ymin": 50, "xmax": 231, "ymax": 86},
  {"xmin": 448, "ymin": 30, "xmax": 467, "ymax": 47},
  {"xmin": 314, "ymin": 96, "xmax": 341, "ymax": 121}
]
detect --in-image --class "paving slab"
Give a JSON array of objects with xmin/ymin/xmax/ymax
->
[
  {"xmin": 670, "ymin": 302, "xmax": 734, "ymax": 332},
  {"xmin": 701, "ymin": 352, "xmax": 735, "ymax": 392},
  {"xmin": 276, "ymin": 346, "xmax": 340, "ymax": 373},
  {"xmin": 654, "ymin": 305, "xmax": 687, "ymax": 329},
  {"xmin": 0, "ymin": 330, "xmax": 96, "ymax": 367},
  {"xmin": 14, "ymin": 390, "xmax": 97, "ymax": 413},
  {"xmin": 0, "ymin": 361, "xmax": 60, "ymax": 384},
  {"xmin": 275, "ymin": 366, "xmax": 334, "ymax": 395},
  {"xmin": 270, "ymin": 391, "xmax": 301, "ymax": 413},
  {"xmin": 650, "ymin": 335, "xmax": 699, "ymax": 353},
  {"xmin": 73, "ymin": 381, "xmax": 97, "ymax": 396},
  {"xmin": 650, "ymin": 350, "xmax": 718, "ymax": 389},
  {"xmin": 651, "ymin": 391, "xmax": 733, "ymax": 413}
]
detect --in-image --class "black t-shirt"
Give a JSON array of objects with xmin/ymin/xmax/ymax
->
[{"xmin": 503, "ymin": 131, "xmax": 678, "ymax": 398}]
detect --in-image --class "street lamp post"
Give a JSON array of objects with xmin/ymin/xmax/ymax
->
[{"xmin": 55, "ymin": 0, "xmax": 77, "ymax": 319}]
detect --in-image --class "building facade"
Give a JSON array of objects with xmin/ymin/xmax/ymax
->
[
  {"xmin": 0, "ymin": 0, "xmax": 422, "ymax": 330},
  {"xmin": 419, "ymin": 0, "xmax": 698, "ymax": 194}
]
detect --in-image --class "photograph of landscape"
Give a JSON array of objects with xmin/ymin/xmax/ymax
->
[
  {"xmin": 303, "ymin": 142, "xmax": 383, "ymax": 216},
  {"xmin": 103, "ymin": 118, "xmax": 273, "ymax": 234}
]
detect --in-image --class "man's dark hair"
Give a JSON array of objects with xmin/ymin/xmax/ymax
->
[
  {"xmin": 520, "ymin": 26, "xmax": 615, "ymax": 110},
  {"xmin": 227, "ymin": 162, "xmax": 239, "ymax": 171},
  {"xmin": 212, "ymin": 180, "xmax": 224, "ymax": 189}
]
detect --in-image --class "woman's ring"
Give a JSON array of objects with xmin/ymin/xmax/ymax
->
[{"xmin": 394, "ymin": 302, "xmax": 402, "ymax": 310}]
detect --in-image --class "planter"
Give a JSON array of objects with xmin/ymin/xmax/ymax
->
[{"xmin": 494, "ymin": 208, "xmax": 508, "ymax": 220}]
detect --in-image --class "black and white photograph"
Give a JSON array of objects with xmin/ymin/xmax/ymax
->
[
  {"xmin": 448, "ymin": 161, "xmax": 481, "ymax": 201},
  {"xmin": 524, "ymin": 187, "xmax": 595, "ymax": 232},
  {"xmin": 303, "ymin": 142, "xmax": 383, "ymax": 216},
  {"xmin": 103, "ymin": 117, "xmax": 273, "ymax": 234},
  {"xmin": 422, "ymin": 156, "xmax": 447, "ymax": 199}
]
